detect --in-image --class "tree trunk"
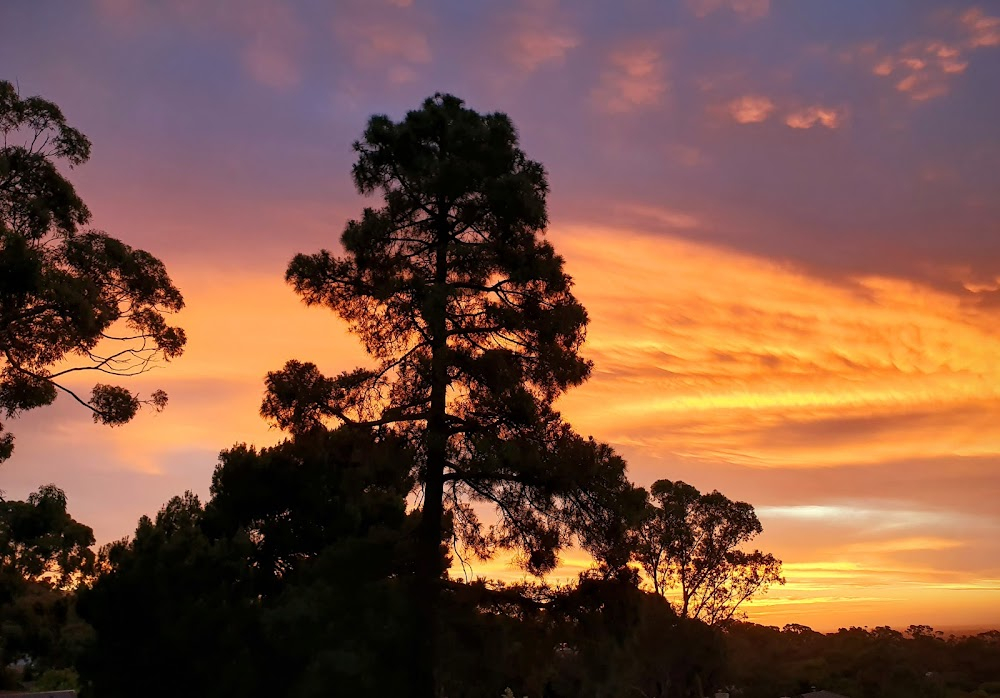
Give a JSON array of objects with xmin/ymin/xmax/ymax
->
[
  {"xmin": 412, "ymin": 226, "xmax": 450, "ymax": 698},
  {"xmin": 681, "ymin": 578, "xmax": 690, "ymax": 618}
]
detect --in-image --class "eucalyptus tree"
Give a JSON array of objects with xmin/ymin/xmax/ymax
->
[
  {"xmin": 0, "ymin": 80, "xmax": 185, "ymax": 461},
  {"xmin": 636, "ymin": 479, "xmax": 784, "ymax": 625}
]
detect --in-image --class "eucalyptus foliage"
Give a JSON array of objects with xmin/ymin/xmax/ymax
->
[{"xmin": 0, "ymin": 80, "xmax": 185, "ymax": 461}]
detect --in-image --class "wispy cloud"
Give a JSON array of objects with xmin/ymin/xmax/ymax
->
[
  {"xmin": 841, "ymin": 537, "xmax": 966, "ymax": 554},
  {"xmin": 727, "ymin": 95, "xmax": 775, "ymax": 123},
  {"xmin": 961, "ymin": 7, "xmax": 1000, "ymax": 48},
  {"xmin": 785, "ymin": 105, "xmax": 845, "ymax": 129},
  {"xmin": 724, "ymin": 96, "xmax": 843, "ymax": 129},
  {"xmin": 617, "ymin": 203, "xmax": 701, "ymax": 230},
  {"xmin": 686, "ymin": 0, "xmax": 770, "ymax": 20},
  {"xmin": 757, "ymin": 506, "xmax": 974, "ymax": 531},
  {"xmin": 94, "ymin": 0, "xmax": 307, "ymax": 89},
  {"xmin": 504, "ymin": 0, "xmax": 580, "ymax": 72},
  {"xmin": 865, "ymin": 8, "xmax": 999, "ymax": 102},
  {"xmin": 592, "ymin": 43, "xmax": 668, "ymax": 113},
  {"xmin": 872, "ymin": 41, "xmax": 968, "ymax": 101},
  {"xmin": 334, "ymin": 1, "xmax": 432, "ymax": 85},
  {"xmin": 237, "ymin": 1, "xmax": 305, "ymax": 89}
]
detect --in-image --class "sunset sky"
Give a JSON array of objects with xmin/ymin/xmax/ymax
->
[{"xmin": 2, "ymin": 0, "xmax": 1000, "ymax": 631}]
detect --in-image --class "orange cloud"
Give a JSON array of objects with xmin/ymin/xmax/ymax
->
[
  {"xmin": 784, "ymin": 105, "xmax": 844, "ymax": 129},
  {"xmin": 464, "ymin": 525, "xmax": 998, "ymax": 631},
  {"xmin": 745, "ymin": 551, "xmax": 1000, "ymax": 630},
  {"xmin": 511, "ymin": 29, "xmax": 579, "ymax": 71},
  {"xmin": 962, "ymin": 7, "xmax": 1000, "ymax": 48},
  {"xmin": 592, "ymin": 43, "xmax": 668, "ymax": 114},
  {"xmin": 739, "ymin": 503, "xmax": 1000, "ymax": 628},
  {"xmin": 867, "ymin": 26, "xmax": 993, "ymax": 102},
  {"xmin": 841, "ymin": 537, "xmax": 965, "ymax": 555},
  {"xmin": 722, "ymin": 96, "xmax": 844, "ymax": 129},
  {"xmin": 728, "ymin": 95, "xmax": 775, "ymax": 123},
  {"xmin": 848, "ymin": 8, "xmax": 997, "ymax": 104},
  {"xmin": 545, "ymin": 223, "xmax": 1000, "ymax": 470}
]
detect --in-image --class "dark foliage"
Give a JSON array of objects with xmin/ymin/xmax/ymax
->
[
  {"xmin": 77, "ymin": 427, "xmax": 420, "ymax": 698},
  {"xmin": 635, "ymin": 479, "xmax": 783, "ymax": 625},
  {"xmin": 265, "ymin": 94, "xmax": 640, "ymax": 582},
  {"xmin": 0, "ymin": 80, "xmax": 184, "ymax": 461},
  {"xmin": 725, "ymin": 621, "xmax": 1000, "ymax": 698},
  {"xmin": 0, "ymin": 486, "xmax": 94, "ymax": 689}
]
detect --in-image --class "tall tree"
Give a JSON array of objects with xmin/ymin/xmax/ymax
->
[
  {"xmin": 635, "ymin": 479, "xmax": 783, "ymax": 625},
  {"xmin": 264, "ymin": 93, "xmax": 638, "ymax": 695},
  {"xmin": 0, "ymin": 80, "xmax": 185, "ymax": 461}
]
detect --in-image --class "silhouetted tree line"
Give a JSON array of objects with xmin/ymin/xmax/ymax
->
[
  {"xmin": 3, "ymin": 448, "xmax": 725, "ymax": 697},
  {"xmin": 724, "ymin": 621, "xmax": 1000, "ymax": 698},
  {"xmin": 2, "ymin": 83, "xmax": 991, "ymax": 698},
  {"xmin": 4, "ymin": 483, "xmax": 999, "ymax": 698}
]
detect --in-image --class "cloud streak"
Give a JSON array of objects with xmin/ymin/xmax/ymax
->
[{"xmin": 552, "ymin": 224, "xmax": 1000, "ymax": 471}]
